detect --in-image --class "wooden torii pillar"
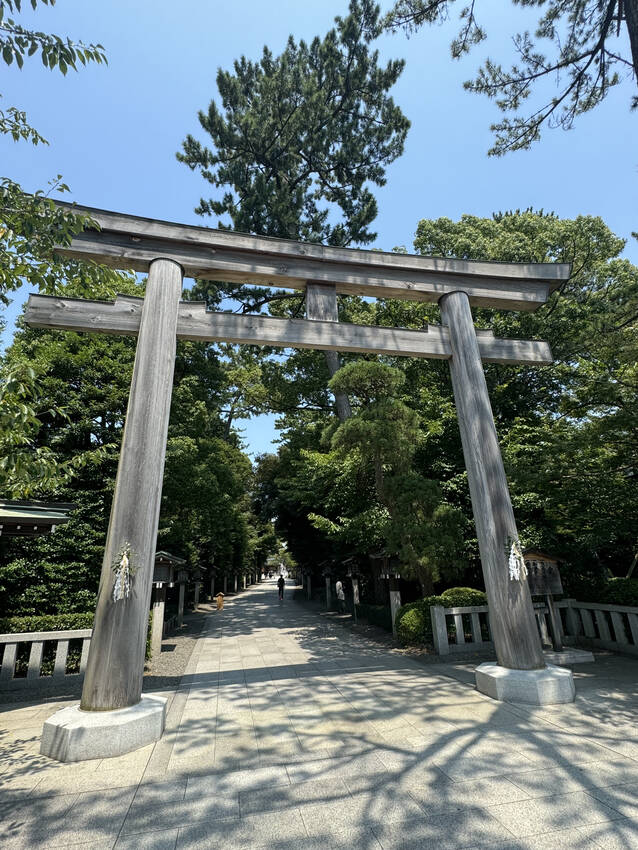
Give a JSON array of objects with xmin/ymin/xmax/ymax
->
[{"xmin": 30, "ymin": 204, "xmax": 574, "ymax": 761}]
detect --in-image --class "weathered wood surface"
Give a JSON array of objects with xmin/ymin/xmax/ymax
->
[
  {"xmin": 440, "ymin": 290, "xmax": 545, "ymax": 670},
  {"xmin": 305, "ymin": 283, "xmax": 352, "ymax": 420},
  {"xmin": 0, "ymin": 629, "xmax": 92, "ymax": 643},
  {"xmin": 25, "ymin": 294, "xmax": 554, "ymax": 365},
  {"xmin": 53, "ymin": 203, "xmax": 570, "ymax": 310},
  {"xmin": 177, "ymin": 583, "xmax": 185, "ymax": 628},
  {"xmin": 151, "ymin": 586, "xmax": 166, "ymax": 659},
  {"xmin": 80, "ymin": 258, "xmax": 183, "ymax": 711}
]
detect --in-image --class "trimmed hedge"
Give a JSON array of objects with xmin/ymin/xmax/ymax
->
[
  {"xmin": 0, "ymin": 613, "xmax": 94, "ymax": 634},
  {"xmin": 0, "ymin": 612, "xmax": 154, "ymax": 661},
  {"xmin": 395, "ymin": 587, "xmax": 487, "ymax": 646}
]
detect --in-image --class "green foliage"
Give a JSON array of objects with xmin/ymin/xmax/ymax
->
[
  {"xmin": 0, "ymin": 361, "xmax": 109, "ymax": 498},
  {"xmin": 0, "ymin": 611, "xmax": 153, "ymax": 661},
  {"xmin": 319, "ymin": 361, "xmax": 464, "ymax": 590},
  {"xmin": 395, "ymin": 599, "xmax": 433, "ymax": 646},
  {"xmin": 0, "ymin": 4, "xmax": 126, "ymax": 498},
  {"xmin": 395, "ymin": 587, "xmax": 487, "ymax": 645},
  {"xmin": 178, "ymin": 0, "xmax": 409, "ymax": 247},
  {"xmin": 0, "ymin": 301, "xmax": 276, "ymax": 615},
  {"xmin": 439, "ymin": 587, "xmax": 488, "ymax": 607},
  {"xmin": 0, "ymin": 99, "xmax": 47, "ymax": 143},
  {"xmin": 0, "ymin": 1, "xmax": 107, "ymax": 74},
  {"xmin": 405, "ymin": 211, "xmax": 637, "ymax": 580},
  {"xmin": 0, "ymin": 177, "xmax": 127, "ymax": 308},
  {"xmin": 601, "ymin": 578, "xmax": 638, "ymax": 608},
  {"xmin": 0, "ymin": 611, "xmax": 93, "ymax": 633},
  {"xmin": 382, "ymin": 1, "xmax": 638, "ymax": 154}
]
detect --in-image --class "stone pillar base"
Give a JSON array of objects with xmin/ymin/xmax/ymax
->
[
  {"xmin": 475, "ymin": 662, "xmax": 575, "ymax": 705},
  {"xmin": 543, "ymin": 647, "xmax": 595, "ymax": 665},
  {"xmin": 40, "ymin": 694, "xmax": 167, "ymax": 762}
]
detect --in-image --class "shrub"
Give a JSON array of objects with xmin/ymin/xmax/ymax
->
[
  {"xmin": 0, "ymin": 613, "xmax": 94, "ymax": 633},
  {"xmin": 395, "ymin": 587, "xmax": 487, "ymax": 646},
  {"xmin": 600, "ymin": 578, "xmax": 638, "ymax": 608},
  {"xmin": 395, "ymin": 596, "xmax": 438, "ymax": 646},
  {"xmin": 0, "ymin": 612, "xmax": 154, "ymax": 661},
  {"xmin": 439, "ymin": 587, "xmax": 487, "ymax": 608}
]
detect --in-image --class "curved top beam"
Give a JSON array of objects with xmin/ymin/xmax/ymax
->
[{"xmin": 55, "ymin": 203, "xmax": 571, "ymax": 311}]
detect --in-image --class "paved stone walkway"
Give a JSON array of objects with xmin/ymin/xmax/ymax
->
[{"xmin": 1, "ymin": 579, "xmax": 638, "ymax": 849}]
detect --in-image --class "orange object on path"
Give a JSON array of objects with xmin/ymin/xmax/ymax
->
[{"xmin": 216, "ymin": 592, "xmax": 225, "ymax": 610}]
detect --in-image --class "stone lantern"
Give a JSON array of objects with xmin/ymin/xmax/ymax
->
[{"xmin": 151, "ymin": 551, "xmax": 185, "ymax": 659}]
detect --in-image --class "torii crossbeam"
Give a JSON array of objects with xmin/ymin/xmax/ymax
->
[{"xmin": 29, "ymin": 205, "xmax": 574, "ymax": 762}]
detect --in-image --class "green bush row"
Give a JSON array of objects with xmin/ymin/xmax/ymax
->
[
  {"xmin": 0, "ymin": 613, "xmax": 94, "ymax": 634},
  {"xmin": 395, "ymin": 587, "xmax": 487, "ymax": 646},
  {"xmin": 600, "ymin": 577, "xmax": 638, "ymax": 608},
  {"xmin": 0, "ymin": 612, "xmax": 154, "ymax": 661}
]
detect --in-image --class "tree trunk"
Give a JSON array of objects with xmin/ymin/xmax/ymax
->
[
  {"xmin": 305, "ymin": 283, "xmax": 352, "ymax": 422},
  {"xmin": 419, "ymin": 574, "xmax": 434, "ymax": 597},
  {"xmin": 223, "ymin": 402, "xmax": 236, "ymax": 441},
  {"xmin": 324, "ymin": 350, "xmax": 352, "ymax": 422},
  {"xmin": 625, "ymin": 0, "xmax": 638, "ymax": 81}
]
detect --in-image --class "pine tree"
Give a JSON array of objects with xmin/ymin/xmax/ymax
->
[{"xmin": 178, "ymin": 0, "xmax": 409, "ymax": 247}]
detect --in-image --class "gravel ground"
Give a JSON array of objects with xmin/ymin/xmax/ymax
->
[{"xmin": 291, "ymin": 590, "xmax": 496, "ymax": 665}]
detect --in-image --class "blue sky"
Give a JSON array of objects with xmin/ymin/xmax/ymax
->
[{"xmin": 2, "ymin": 0, "xmax": 636, "ymax": 456}]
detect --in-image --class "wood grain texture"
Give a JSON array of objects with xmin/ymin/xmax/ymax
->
[
  {"xmin": 305, "ymin": 283, "xmax": 352, "ymax": 421},
  {"xmin": 53, "ymin": 203, "xmax": 570, "ymax": 311},
  {"xmin": 151, "ymin": 587, "xmax": 166, "ymax": 659},
  {"xmin": 440, "ymin": 290, "xmax": 545, "ymax": 671},
  {"xmin": 25, "ymin": 294, "xmax": 554, "ymax": 365},
  {"xmin": 80, "ymin": 258, "xmax": 183, "ymax": 711}
]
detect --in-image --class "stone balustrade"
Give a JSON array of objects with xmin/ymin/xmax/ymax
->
[
  {"xmin": 555, "ymin": 598, "xmax": 638, "ymax": 656},
  {"xmin": 431, "ymin": 598, "xmax": 638, "ymax": 657},
  {"xmin": 0, "ymin": 629, "xmax": 92, "ymax": 690}
]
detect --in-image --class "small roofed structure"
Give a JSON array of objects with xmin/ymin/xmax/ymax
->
[
  {"xmin": 151, "ymin": 551, "xmax": 186, "ymax": 659},
  {"xmin": 523, "ymin": 549, "xmax": 563, "ymax": 651},
  {"xmin": 0, "ymin": 499, "xmax": 74, "ymax": 537},
  {"xmin": 152, "ymin": 550, "xmax": 186, "ymax": 587},
  {"xmin": 523, "ymin": 550, "xmax": 563, "ymax": 596}
]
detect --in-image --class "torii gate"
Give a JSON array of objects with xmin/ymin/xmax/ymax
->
[{"xmin": 28, "ymin": 205, "xmax": 575, "ymax": 762}]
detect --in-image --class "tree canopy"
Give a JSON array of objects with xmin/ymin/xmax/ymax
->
[
  {"xmin": 259, "ymin": 209, "xmax": 637, "ymax": 600},
  {"xmin": 178, "ymin": 0, "xmax": 409, "ymax": 247},
  {"xmin": 0, "ymin": 0, "xmax": 128, "ymax": 496},
  {"xmin": 383, "ymin": 0, "xmax": 638, "ymax": 155}
]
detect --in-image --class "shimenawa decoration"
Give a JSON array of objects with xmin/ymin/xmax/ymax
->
[
  {"xmin": 507, "ymin": 537, "xmax": 528, "ymax": 582},
  {"xmin": 112, "ymin": 542, "xmax": 136, "ymax": 602}
]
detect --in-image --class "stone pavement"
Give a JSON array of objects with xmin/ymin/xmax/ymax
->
[{"xmin": 1, "ymin": 580, "xmax": 638, "ymax": 850}]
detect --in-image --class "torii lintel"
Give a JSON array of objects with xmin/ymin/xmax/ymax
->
[
  {"xmin": 53, "ymin": 202, "xmax": 571, "ymax": 311},
  {"xmin": 25, "ymin": 294, "xmax": 553, "ymax": 365}
]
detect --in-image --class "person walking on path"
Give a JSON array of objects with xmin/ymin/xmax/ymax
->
[{"xmin": 277, "ymin": 574, "xmax": 285, "ymax": 601}]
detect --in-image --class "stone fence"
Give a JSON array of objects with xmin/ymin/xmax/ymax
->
[
  {"xmin": 431, "ymin": 598, "xmax": 638, "ymax": 658},
  {"xmin": 555, "ymin": 599, "xmax": 638, "ymax": 656},
  {"xmin": 0, "ymin": 628, "xmax": 92, "ymax": 691},
  {"xmin": 0, "ymin": 607, "xmax": 193, "ymax": 691}
]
